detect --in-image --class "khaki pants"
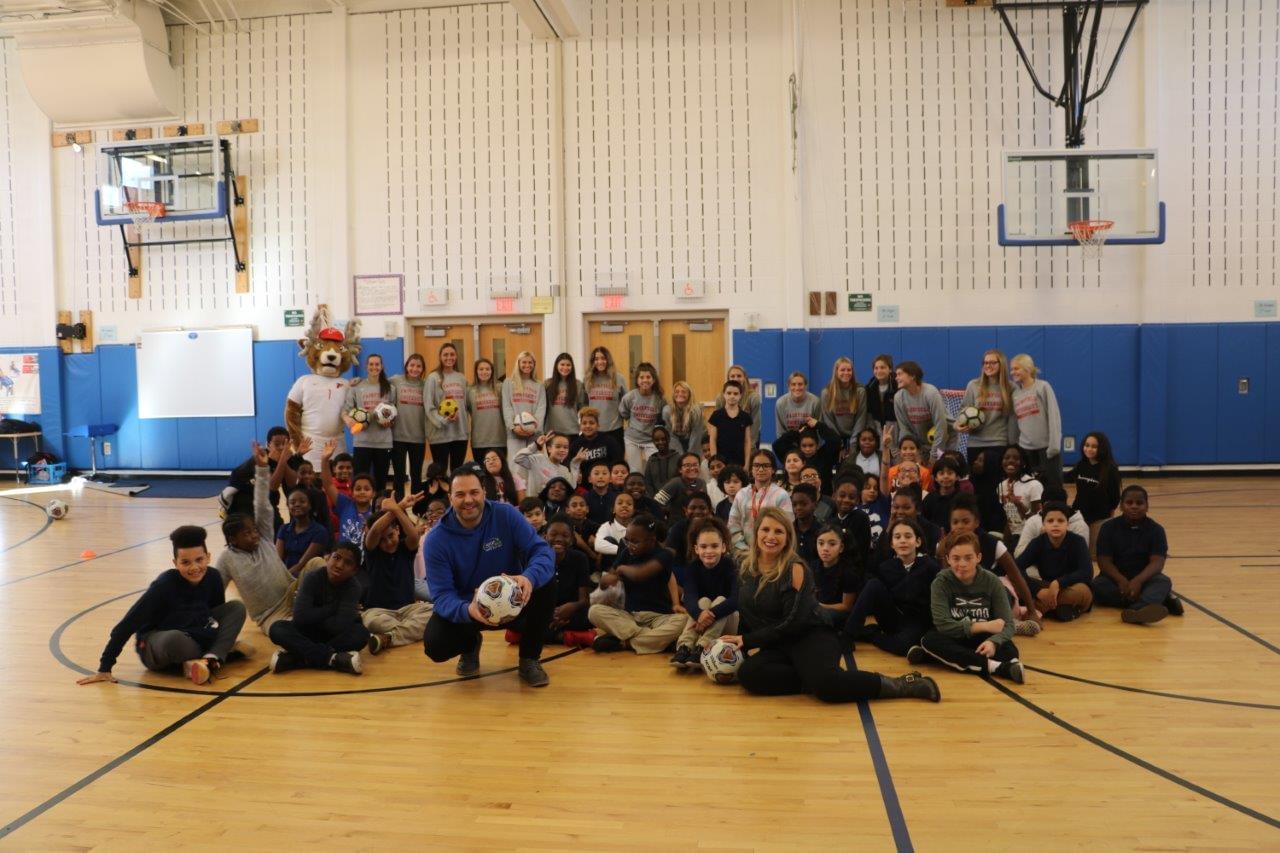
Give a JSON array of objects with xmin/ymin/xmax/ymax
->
[
  {"xmin": 1034, "ymin": 582, "xmax": 1094, "ymax": 613},
  {"xmin": 676, "ymin": 596, "xmax": 739, "ymax": 650},
  {"xmin": 258, "ymin": 556, "xmax": 327, "ymax": 635},
  {"xmin": 362, "ymin": 601, "xmax": 434, "ymax": 647},
  {"xmin": 588, "ymin": 604, "xmax": 688, "ymax": 655}
]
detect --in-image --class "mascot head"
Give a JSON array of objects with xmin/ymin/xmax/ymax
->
[{"xmin": 299, "ymin": 305, "xmax": 361, "ymax": 378}]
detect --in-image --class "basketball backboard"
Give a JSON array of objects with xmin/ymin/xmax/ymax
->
[
  {"xmin": 997, "ymin": 148, "xmax": 1165, "ymax": 247},
  {"xmin": 94, "ymin": 135, "xmax": 229, "ymax": 225}
]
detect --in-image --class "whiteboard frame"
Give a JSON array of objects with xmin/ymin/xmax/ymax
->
[{"xmin": 135, "ymin": 327, "xmax": 257, "ymax": 419}]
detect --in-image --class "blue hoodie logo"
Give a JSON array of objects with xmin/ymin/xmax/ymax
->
[{"xmin": 483, "ymin": 537, "xmax": 502, "ymax": 552}]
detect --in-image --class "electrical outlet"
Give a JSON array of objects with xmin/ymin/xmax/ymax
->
[
  {"xmin": 764, "ymin": 383, "xmax": 778, "ymax": 398},
  {"xmin": 1063, "ymin": 436, "xmax": 1075, "ymax": 453},
  {"xmin": 103, "ymin": 441, "xmax": 112, "ymax": 456},
  {"xmin": 1238, "ymin": 378, "xmax": 1250, "ymax": 395}
]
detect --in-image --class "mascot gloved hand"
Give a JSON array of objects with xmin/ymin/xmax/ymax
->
[{"xmin": 284, "ymin": 305, "xmax": 362, "ymax": 470}]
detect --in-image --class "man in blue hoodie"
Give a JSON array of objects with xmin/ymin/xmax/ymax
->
[{"xmin": 423, "ymin": 465, "xmax": 557, "ymax": 687}]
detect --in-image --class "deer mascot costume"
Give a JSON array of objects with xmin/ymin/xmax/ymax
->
[{"xmin": 285, "ymin": 305, "xmax": 362, "ymax": 469}]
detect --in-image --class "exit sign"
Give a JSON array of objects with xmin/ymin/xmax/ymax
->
[
  {"xmin": 848, "ymin": 293, "xmax": 872, "ymax": 312},
  {"xmin": 493, "ymin": 298, "xmax": 517, "ymax": 314},
  {"xmin": 602, "ymin": 295, "xmax": 625, "ymax": 310}
]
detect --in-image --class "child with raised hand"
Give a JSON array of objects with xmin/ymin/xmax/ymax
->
[
  {"xmin": 538, "ymin": 516, "xmax": 594, "ymax": 647},
  {"xmin": 1092, "ymin": 485, "xmax": 1182, "ymax": 624},
  {"xmin": 1070, "ymin": 430, "xmax": 1121, "ymax": 554},
  {"xmin": 669, "ymin": 517, "xmax": 740, "ymax": 670},
  {"xmin": 811, "ymin": 523, "xmax": 865, "ymax": 627},
  {"xmin": 708, "ymin": 379, "xmax": 753, "ymax": 467},
  {"xmin": 912, "ymin": 531, "xmax": 1024, "ymax": 684},
  {"xmin": 643, "ymin": 425, "xmax": 682, "ymax": 496},
  {"xmin": 582, "ymin": 460, "xmax": 618, "ymax": 524},
  {"xmin": 998, "ymin": 445, "xmax": 1043, "ymax": 539},
  {"xmin": 361, "ymin": 491, "xmax": 432, "ymax": 654},
  {"xmin": 569, "ymin": 406, "xmax": 623, "ymax": 474},
  {"xmin": 840, "ymin": 518, "xmax": 939, "ymax": 656},
  {"xmin": 321, "ymin": 439, "xmax": 377, "ymax": 547},
  {"xmin": 1016, "ymin": 501, "xmax": 1094, "ymax": 622},
  {"xmin": 588, "ymin": 514, "xmax": 689, "ymax": 654},
  {"xmin": 617, "ymin": 361, "xmax": 666, "ymax": 474},
  {"xmin": 593, "ymin": 490, "xmax": 635, "ymax": 564},
  {"xmin": 513, "ymin": 431, "xmax": 575, "ymax": 496},
  {"xmin": 276, "ymin": 487, "xmax": 330, "ymax": 578}
]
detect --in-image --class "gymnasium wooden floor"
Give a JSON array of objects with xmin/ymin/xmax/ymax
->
[{"xmin": 0, "ymin": 477, "xmax": 1276, "ymax": 850}]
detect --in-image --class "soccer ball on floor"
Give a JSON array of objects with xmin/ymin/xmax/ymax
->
[
  {"xmin": 46, "ymin": 499, "xmax": 69, "ymax": 520},
  {"xmin": 438, "ymin": 398, "xmax": 459, "ymax": 418},
  {"xmin": 955, "ymin": 405, "xmax": 985, "ymax": 431},
  {"xmin": 373, "ymin": 402, "xmax": 398, "ymax": 426},
  {"xmin": 701, "ymin": 639, "xmax": 744, "ymax": 684},
  {"xmin": 473, "ymin": 575, "xmax": 526, "ymax": 626}
]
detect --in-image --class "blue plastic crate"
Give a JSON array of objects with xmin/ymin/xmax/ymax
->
[{"xmin": 23, "ymin": 461, "xmax": 67, "ymax": 484}]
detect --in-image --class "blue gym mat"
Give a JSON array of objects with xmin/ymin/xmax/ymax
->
[{"xmin": 113, "ymin": 478, "xmax": 226, "ymax": 499}]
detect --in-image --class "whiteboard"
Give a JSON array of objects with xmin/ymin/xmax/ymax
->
[{"xmin": 136, "ymin": 328, "xmax": 256, "ymax": 419}]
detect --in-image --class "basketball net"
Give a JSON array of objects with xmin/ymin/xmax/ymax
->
[
  {"xmin": 1069, "ymin": 219, "xmax": 1114, "ymax": 260},
  {"xmin": 124, "ymin": 200, "xmax": 166, "ymax": 226}
]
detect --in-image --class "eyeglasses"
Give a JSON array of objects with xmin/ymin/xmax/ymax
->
[
  {"xmin": 982, "ymin": 360, "xmax": 999, "ymax": 365},
  {"xmin": 751, "ymin": 463, "xmax": 773, "ymax": 469}
]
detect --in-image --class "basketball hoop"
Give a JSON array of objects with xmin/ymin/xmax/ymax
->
[
  {"xmin": 1069, "ymin": 219, "xmax": 1114, "ymax": 259},
  {"xmin": 124, "ymin": 201, "xmax": 166, "ymax": 226}
]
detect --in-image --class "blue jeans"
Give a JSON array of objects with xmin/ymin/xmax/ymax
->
[{"xmin": 1091, "ymin": 573, "xmax": 1172, "ymax": 609}]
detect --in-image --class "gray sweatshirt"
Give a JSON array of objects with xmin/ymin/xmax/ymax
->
[
  {"xmin": 618, "ymin": 389, "xmax": 665, "ymax": 445},
  {"xmin": 820, "ymin": 385, "xmax": 870, "ymax": 440},
  {"xmin": 467, "ymin": 384, "xmax": 507, "ymax": 450},
  {"xmin": 512, "ymin": 444, "xmax": 576, "ymax": 496},
  {"xmin": 502, "ymin": 377, "xmax": 547, "ymax": 437},
  {"xmin": 424, "ymin": 369, "xmax": 470, "ymax": 443},
  {"xmin": 345, "ymin": 379, "xmax": 396, "ymax": 449},
  {"xmin": 544, "ymin": 379, "xmax": 587, "ymax": 435},
  {"xmin": 389, "ymin": 375, "xmax": 426, "ymax": 444},
  {"xmin": 774, "ymin": 392, "xmax": 822, "ymax": 436},
  {"xmin": 1012, "ymin": 379, "xmax": 1061, "ymax": 457},
  {"xmin": 930, "ymin": 566, "xmax": 1015, "ymax": 646},
  {"xmin": 214, "ymin": 464, "xmax": 294, "ymax": 627},
  {"xmin": 893, "ymin": 383, "xmax": 947, "ymax": 459},
  {"xmin": 662, "ymin": 403, "xmax": 706, "ymax": 455},
  {"xmin": 959, "ymin": 378, "xmax": 1018, "ymax": 448},
  {"xmin": 586, "ymin": 374, "xmax": 627, "ymax": 432}
]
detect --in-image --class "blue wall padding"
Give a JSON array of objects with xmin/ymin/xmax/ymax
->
[
  {"xmin": 808, "ymin": 328, "xmax": 853, "ymax": 389},
  {"xmin": 1216, "ymin": 324, "xmax": 1266, "ymax": 463},
  {"xmin": 731, "ymin": 329, "xmax": 783, "ymax": 444},
  {"xmin": 0, "ymin": 346, "xmax": 65, "ymax": 468},
  {"xmin": 1084, "ymin": 325, "xmax": 1139, "ymax": 465},
  {"xmin": 1137, "ymin": 325, "xmax": 1169, "ymax": 466},
  {"xmin": 851, "ymin": 330, "xmax": 901, "ymax": 382},
  {"xmin": 59, "ymin": 352, "xmax": 102, "ymax": 470},
  {"xmin": 1268, "ymin": 324, "xmax": 1280, "ymax": 463},
  {"xmin": 1164, "ymin": 325, "xmax": 1219, "ymax": 465}
]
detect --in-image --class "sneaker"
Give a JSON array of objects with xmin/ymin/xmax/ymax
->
[
  {"xmin": 1165, "ymin": 595, "xmax": 1185, "ymax": 617},
  {"xmin": 997, "ymin": 659, "xmax": 1026, "ymax": 684},
  {"xmin": 592, "ymin": 634, "xmax": 625, "ymax": 653},
  {"xmin": 227, "ymin": 641, "xmax": 255, "ymax": 661},
  {"xmin": 1053, "ymin": 604, "xmax": 1079, "ymax": 622},
  {"xmin": 518, "ymin": 658, "xmax": 550, "ymax": 688},
  {"xmin": 456, "ymin": 634, "xmax": 482, "ymax": 676},
  {"xmin": 1014, "ymin": 619, "xmax": 1042, "ymax": 637},
  {"xmin": 331, "ymin": 651, "xmax": 363, "ymax": 675},
  {"xmin": 906, "ymin": 645, "xmax": 927, "ymax": 665},
  {"xmin": 561, "ymin": 630, "xmax": 596, "ymax": 648},
  {"xmin": 269, "ymin": 649, "xmax": 300, "ymax": 674},
  {"xmin": 683, "ymin": 648, "xmax": 704, "ymax": 671},
  {"xmin": 669, "ymin": 646, "xmax": 694, "ymax": 668},
  {"xmin": 367, "ymin": 633, "xmax": 389, "ymax": 656},
  {"xmin": 183, "ymin": 658, "xmax": 211, "ymax": 685},
  {"xmin": 1122, "ymin": 603, "xmax": 1168, "ymax": 625},
  {"xmin": 504, "ymin": 629, "xmax": 523, "ymax": 645}
]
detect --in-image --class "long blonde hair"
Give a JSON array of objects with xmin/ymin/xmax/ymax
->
[
  {"xmin": 822, "ymin": 356, "xmax": 861, "ymax": 415},
  {"xmin": 512, "ymin": 350, "xmax": 538, "ymax": 392},
  {"xmin": 668, "ymin": 380, "xmax": 695, "ymax": 436},
  {"xmin": 741, "ymin": 506, "xmax": 802, "ymax": 592},
  {"xmin": 978, "ymin": 349, "xmax": 1013, "ymax": 414},
  {"xmin": 718, "ymin": 364, "xmax": 757, "ymax": 410},
  {"xmin": 1011, "ymin": 353, "xmax": 1039, "ymax": 384}
]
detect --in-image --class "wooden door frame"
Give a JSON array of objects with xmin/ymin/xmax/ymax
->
[
  {"xmin": 408, "ymin": 315, "xmax": 546, "ymax": 366},
  {"xmin": 582, "ymin": 310, "xmax": 730, "ymax": 371}
]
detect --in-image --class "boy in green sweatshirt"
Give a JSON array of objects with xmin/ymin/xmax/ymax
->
[{"xmin": 909, "ymin": 530, "xmax": 1024, "ymax": 684}]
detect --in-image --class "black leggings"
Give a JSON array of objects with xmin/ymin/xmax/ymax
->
[
  {"xmin": 352, "ymin": 447, "xmax": 392, "ymax": 493},
  {"xmin": 422, "ymin": 580, "xmax": 556, "ymax": 663},
  {"xmin": 967, "ymin": 445, "xmax": 1006, "ymax": 533},
  {"xmin": 737, "ymin": 628, "xmax": 882, "ymax": 703},
  {"xmin": 428, "ymin": 440, "xmax": 469, "ymax": 475},
  {"xmin": 269, "ymin": 619, "xmax": 370, "ymax": 669},
  {"xmin": 919, "ymin": 630, "xmax": 1019, "ymax": 675},
  {"xmin": 390, "ymin": 440, "xmax": 425, "ymax": 498},
  {"xmin": 842, "ymin": 578, "xmax": 930, "ymax": 656}
]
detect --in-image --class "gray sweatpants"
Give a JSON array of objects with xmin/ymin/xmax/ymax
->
[{"xmin": 137, "ymin": 600, "xmax": 246, "ymax": 672}]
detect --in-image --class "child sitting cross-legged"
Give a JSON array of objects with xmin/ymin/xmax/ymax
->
[
  {"xmin": 669, "ymin": 517, "xmax": 740, "ymax": 670},
  {"xmin": 1015, "ymin": 501, "xmax": 1094, "ymax": 622},
  {"xmin": 1092, "ymin": 485, "xmax": 1183, "ymax": 625},
  {"xmin": 588, "ymin": 514, "xmax": 689, "ymax": 654},
  {"xmin": 268, "ymin": 543, "xmax": 368, "ymax": 675},
  {"xmin": 508, "ymin": 516, "xmax": 594, "ymax": 648}
]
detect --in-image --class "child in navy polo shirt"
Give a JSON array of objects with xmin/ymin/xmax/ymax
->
[{"xmin": 1092, "ymin": 485, "xmax": 1183, "ymax": 624}]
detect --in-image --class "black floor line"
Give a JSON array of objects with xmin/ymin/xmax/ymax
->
[
  {"xmin": 846, "ymin": 652, "xmax": 914, "ymax": 852},
  {"xmin": 0, "ymin": 519, "xmax": 220, "ymax": 589},
  {"xmin": 0, "ymin": 667, "xmax": 271, "ymax": 839},
  {"xmin": 0, "ymin": 495, "xmax": 52, "ymax": 557},
  {"xmin": 1240, "ymin": 564, "xmax": 1280, "ymax": 568},
  {"xmin": 1178, "ymin": 594, "xmax": 1280, "ymax": 656},
  {"xmin": 1024, "ymin": 664, "xmax": 1280, "ymax": 711},
  {"xmin": 988, "ymin": 679, "xmax": 1280, "ymax": 830},
  {"xmin": 1168, "ymin": 554, "xmax": 1279, "ymax": 560}
]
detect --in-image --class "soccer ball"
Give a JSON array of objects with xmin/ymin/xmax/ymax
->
[
  {"xmin": 347, "ymin": 406, "xmax": 369, "ymax": 434},
  {"xmin": 514, "ymin": 411, "xmax": 539, "ymax": 432},
  {"xmin": 46, "ymin": 499, "xmax": 69, "ymax": 520},
  {"xmin": 438, "ymin": 398, "xmax": 459, "ymax": 418},
  {"xmin": 701, "ymin": 639, "xmax": 744, "ymax": 684},
  {"xmin": 955, "ymin": 405, "xmax": 985, "ymax": 431},
  {"xmin": 473, "ymin": 575, "xmax": 526, "ymax": 626},
  {"xmin": 373, "ymin": 402, "xmax": 398, "ymax": 426}
]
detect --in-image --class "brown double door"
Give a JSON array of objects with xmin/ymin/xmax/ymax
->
[
  {"xmin": 413, "ymin": 321, "xmax": 544, "ymax": 383},
  {"xmin": 586, "ymin": 316, "xmax": 726, "ymax": 413}
]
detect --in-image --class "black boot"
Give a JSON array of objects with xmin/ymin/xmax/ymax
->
[{"xmin": 878, "ymin": 671, "xmax": 940, "ymax": 702}]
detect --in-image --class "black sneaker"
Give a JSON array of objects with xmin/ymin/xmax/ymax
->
[
  {"xmin": 906, "ymin": 645, "xmax": 928, "ymax": 665},
  {"xmin": 331, "ymin": 651, "xmax": 363, "ymax": 675},
  {"xmin": 518, "ymin": 658, "xmax": 549, "ymax": 688},
  {"xmin": 368, "ymin": 633, "xmax": 389, "ymax": 656},
  {"xmin": 669, "ymin": 646, "xmax": 693, "ymax": 668},
  {"xmin": 1165, "ymin": 595, "xmax": 1185, "ymax": 617},
  {"xmin": 1122, "ymin": 603, "xmax": 1168, "ymax": 625},
  {"xmin": 592, "ymin": 634, "xmax": 625, "ymax": 653},
  {"xmin": 269, "ymin": 649, "xmax": 300, "ymax": 674},
  {"xmin": 1054, "ymin": 604, "xmax": 1079, "ymax": 622},
  {"xmin": 1000, "ymin": 660, "xmax": 1026, "ymax": 684},
  {"xmin": 456, "ymin": 634, "xmax": 482, "ymax": 676}
]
